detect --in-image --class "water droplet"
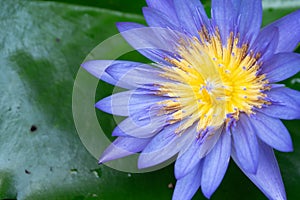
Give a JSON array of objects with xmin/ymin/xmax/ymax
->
[
  {"xmin": 92, "ymin": 171, "xmax": 99, "ymax": 178},
  {"xmin": 168, "ymin": 183, "xmax": 174, "ymax": 189},
  {"xmin": 91, "ymin": 168, "xmax": 102, "ymax": 178},
  {"xmin": 291, "ymin": 78, "xmax": 300, "ymax": 85},
  {"xmin": 70, "ymin": 169, "xmax": 78, "ymax": 175}
]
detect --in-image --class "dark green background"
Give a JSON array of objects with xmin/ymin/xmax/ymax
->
[{"xmin": 0, "ymin": 0, "xmax": 299, "ymax": 199}]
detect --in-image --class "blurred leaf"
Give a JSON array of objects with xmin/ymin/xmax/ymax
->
[
  {"xmin": 36, "ymin": 0, "xmax": 213, "ymax": 15},
  {"xmin": 0, "ymin": 1, "xmax": 175, "ymax": 200},
  {"xmin": 0, "ymin": 0, "xmax": 300, "ymax": 200},
  {"xmin": 36, "ymin": 0, "xmax": 147, "ymax": 14}
]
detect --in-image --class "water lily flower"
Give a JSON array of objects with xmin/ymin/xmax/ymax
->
[{"xmin": 82, "ymin": 0, "xmax": 300, "ymax": 199}]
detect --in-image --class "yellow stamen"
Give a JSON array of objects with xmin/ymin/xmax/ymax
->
[{"xmin": 156, "ymin": 28, "xmax": 269, "ymax": 134}]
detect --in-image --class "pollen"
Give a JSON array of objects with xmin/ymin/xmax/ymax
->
[{"xmin": 156, "ymin": 27, "xmax": 270, "ymax": 134}]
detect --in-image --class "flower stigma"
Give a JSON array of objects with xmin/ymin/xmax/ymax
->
[{"xmin": 156, "ymin": 27, "xmax": 270, "ymax": 136}]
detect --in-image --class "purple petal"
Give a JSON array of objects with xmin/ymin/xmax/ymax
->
[
  {"xmin": 174, "ymin": 0, "xmax": 208, "ymax": 36},
  {"xmin": 261, "ymin": 87, "xmax": 300, "ymax": 120},
  {"xmin": 112, "ymin": 114, "xmax": 168, "ymax": 138},
  {"xmin": 201, "ymin": 130, "xmax": 231, "ymax": 199},
  {"xmin": 236, "ymin": 0, "xmax": 262, "ymax": 45},
  {"xmin": 262, "ymin": 9, "xmax": 300, "ymax": 53},
  {"xmin": 232, "ymin": 140, "xmax": 287, "ymax": 200},
  {"xmin": 111, "ymin": 127, "xmax": 128, "ymax": 137},
  {"xmin": 172, "ymin": 162, "xmax": 202, "ymax": 200},
  {"xmin": 116, "ymin": 22, "xmax": 183, "ymax": 64},
  {"xmin": 116, "ymin": 21, "xmax": 145, "ymax": 31},
  {"xmin": 138, "ymin": 122, "xmax": 194, "ymax": 169},
  {"xmin": 146, "ymin": 0, "xmax": 179, "ymax": 25},
  {"xmin": 250, "ymin": 112, "xmax": 293, "ymax": 152},
  {"xmin": 231, "ymin": 113, "xmax": 259, "ymax": 174},
  {"xmin": 105, "ymin": 61, "xmax": 166, "ymax": 89},
  {"xmin": 95, "ymin": 91, "xmax": 132, "ymax": 116},
  {"xmin": 127, "ymin": 95, "xmax": 168, "ymax": 124},
  {"xmin": 174, "ymin": 127, "xmax": 223, "ymax": 179},
  {"xmin": 251, "ymin": 27, "xmax": 279, "ymax": 62},
  {"xmin": 99, "ymin": 136, "xmax": 151, "ymax": 163},
  {"xmin": 262, "ymin": 52, "xmax": 300, "ymax": 83},
  {"xmin": 81, "ymin": 60, "xmax": 120, "ymax": 85},
  {"xmin": 143, "ymin": 7, "xmax": 179, "ymax": 30},
  {"xmin": 212, "ymin": 0, "xmax": 262, "ymax": 45},
  {"xmin": 211, "ymin": 0, "xmax": 238, "ymax": 44},
  {"xmin": 95, "ymin": 91, "xmax": 166, "ymax": 117}
]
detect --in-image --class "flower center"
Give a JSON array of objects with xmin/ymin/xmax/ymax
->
[{"xmin": 156, "ymin": 28, "xmax": 270, "ymax": 135}]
